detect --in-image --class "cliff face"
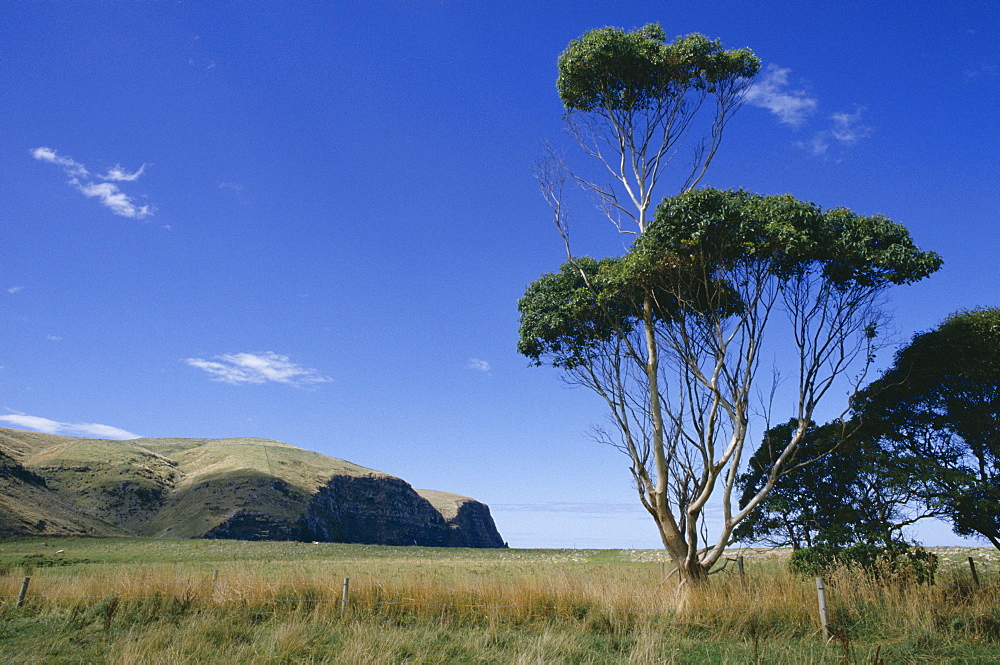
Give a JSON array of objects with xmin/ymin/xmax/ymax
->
[
  {"xmin": 445, "ymin": 499, "xmax": 506, "ymax": 548},
  {"xmin": 300, "ymin": 476, "xmax": 450, "ymax": 546},
  {"xmin": 0, "ymin": 427, "xmax": 506, "ymax": 547},
  {"xmin": 201, "ymin": 476, "xmax": 508, "ymax": 548},
  {"xmin": 414, "ymin": 489, "xmax": 506, "ymax": 548},
  {"xmin": 202, "ymin": 509, "xmax": 307, "ymax": 542}
]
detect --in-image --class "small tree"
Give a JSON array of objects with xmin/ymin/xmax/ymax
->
[
  {"xmin": 853, "ymin": 308, "xmax": 1000, "ymax": 549},
  {"xmin": 549, "ymin": 24, "xmax": 760, "ymax": 234},
  {"xmin": 734, "ymin": 419, "xmax": 932, "ymax": 550},
  {"xmin": 519, "ymin": 188, "xmax": 941, "ymax": 585}
]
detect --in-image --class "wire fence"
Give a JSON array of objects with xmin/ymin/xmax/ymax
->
[
  {"xmin": 5, "ymin": 562, "xmax": 998, "ymax": 619},
  {"xmin": 2, "ymin": 563, "xmax": 998, "ymax": 664}
]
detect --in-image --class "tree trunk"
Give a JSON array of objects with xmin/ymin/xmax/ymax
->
[
  {"xmin": 673, "ymin": 558, "xmax": 710, "ymax": 612},
  {"xmin": 680, "ymin": 560, "xmax": 709, "ymax": 585}
]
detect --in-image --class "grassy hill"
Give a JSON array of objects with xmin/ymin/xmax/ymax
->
[
  {"xmin": 0, "ymin": 445, "xmax": 126, "ymax": 537},
  {"xmin": 0, "ymin": 427, "xmax": 504, "ymax": 547}
]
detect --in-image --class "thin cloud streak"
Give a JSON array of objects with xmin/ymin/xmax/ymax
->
[
  {"xmin": 0, "ymin": 414, "xmax": 139, "ymax": 440},
  {"xmin": 31, "ymin": 147, "xmax": 89, "ymax": 178},
  {"xmin": 31, "ymin": 147, "xmax": 152, "ymax": 219},
  {"xmin": 743, "ymin": 67, "xmax": 874, "ymax": 158},
  {"xmin": 184, "ymin": 351, "xmax": 332, "ymax": 387},
  {"xmin": 494, "ymin": 501, "xmax": 647, "ymax": 515},
  {"xmin": 74, "ymin": 181, "xmax": 151, "ymax": 218}
]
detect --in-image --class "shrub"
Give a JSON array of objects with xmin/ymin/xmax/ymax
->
[{"xmin": 789, "ymin": 543, "xmax": 938, "ymax": 584}]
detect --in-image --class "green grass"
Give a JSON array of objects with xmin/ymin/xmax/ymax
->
[{"xmin": 0, "ymin": 537, "xmax": 998, "ymax": 663}]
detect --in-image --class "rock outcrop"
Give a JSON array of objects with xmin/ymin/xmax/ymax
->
[
  {"xmin": 416, "ymin": 489, "xmax": 506, "ymax": 548},
  {"xmin": 301, "ymin": 475, "xmax": 450, "ymax": 546}
]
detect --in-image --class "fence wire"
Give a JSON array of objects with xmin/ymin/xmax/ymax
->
[{"xmin": 4, "ymin": 576, "xmax": 999, "ymax": 617}]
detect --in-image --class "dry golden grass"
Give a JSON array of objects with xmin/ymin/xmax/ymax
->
[
  {"xmin": 1, "ymin": 540, "xmax": 998, "ymax": 662},
  {"xmin": 3, "ymin": 551, "xmax": 996, "ymax": 631}
]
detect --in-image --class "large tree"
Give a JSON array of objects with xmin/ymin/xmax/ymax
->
[
  {"xmin": 529, "ymin": 24, "xmax": 758, "ymax": 588},
  {"xmin": 519, "ymin": 188, "xmax": 942, "ymax": 585},
  {"xmin": 852, "ymin": 308, "xmax": 1000, "ymax": 549},
  {"xmin": 734, "ymin": 419, "xmax": 931, "ymax": 550}
]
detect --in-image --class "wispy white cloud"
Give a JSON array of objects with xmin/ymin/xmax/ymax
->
[
  {"xmin": 101, "ymin": 164, "xmax": 145, "ymax": 182},
  {"xmin": 46, "ymin": 334, "xmax": 62, "ymax": 342},
  {"xmin": 466, "ymin": 358, "xmax": 491, "ymax": 373},
  {"xmin": 31, "ymin": 147, "xmax": 153, "ymax": 219},
  {"xmin": 796, "ymin": 107, "xmax": 874, "ymax": 157},
  {"xmin": 744, "ymin": 64, "xmax": 818, "ymax": 126},
  {"xmin": 7, "ymin": 286, "xmax": 23, "ymax": 294},
  {"xmin": 829, "ymin": 108, "xmax": 873, "ymax": 145},
  {"xmin": 963, "ymin": 63, "xmax": 998, "ymax": 81},
  {"xmin": 797, "ymin": 133, "xmax": 831, "ymax": 157},
  {"xmin": 745, "ymin": 66, "xmax": 874, "ymax": 158},
  {"xmin": 31, "ymin": 147, "xmax": 89, "ymax": 178},
  {"xmin": 0, "ymin": 413, "xmax": 139, "ymax": 440},
  {"xmin": 74, "ymin": 181, "xmax": 152, "ymax": 218},
  {"xmin": 184, "ymin": 351, "xmax": 332, "ymax": 387}
]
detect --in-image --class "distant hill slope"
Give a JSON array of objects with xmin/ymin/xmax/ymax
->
[
  {"xmin": 0, "ymin": 445, "xmax": 126, "ymax": 537},
  {"xmin": 0, "ymin": 427, "xmax": 505, "ymax": 547}
]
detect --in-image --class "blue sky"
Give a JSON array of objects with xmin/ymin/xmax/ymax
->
[{"xmin": 1, "ymin": 1, "xmax": 997, "ymax": 548}]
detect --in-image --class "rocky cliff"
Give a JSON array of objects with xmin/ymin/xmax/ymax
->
[
  {"xmin": 416, "ymin": 489, "xmax": 506, "ymax": 548},
  {"xmin": 0, "ymin": 427, "xmax": 505, "ymax": 548}
]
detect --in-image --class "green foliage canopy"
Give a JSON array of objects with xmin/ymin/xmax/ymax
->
[
  {"xmin": 557, "ymin": 25, "xmax": 759, "ymax": 113},
  {"xmin": 735, "ymin": 419, "xmax": 925, "ymax": 550},
  {"xmin": 519, "ymin": 188, "xmax": 943, "ymax": 370},
  {"xmin": 630, "ymin": 189, "xmax": 941, "ymax": 288},
  {"xmin": 853, "ymin": 308, "xmax": 1000, "ymax": 549},
  {"xmin": 516, "ymin": 257, "xmax": 633, "ymax": 370}
]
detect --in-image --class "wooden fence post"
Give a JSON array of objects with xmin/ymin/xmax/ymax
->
[
  {"xmin": 968, "ymin": 557, "xmax": 980, "ymax": 586},
  {"xmin": 737, "ymin": 555, "xmax": 745, "ymax": 582},
  {"xmin": 815, "ymin": 577, "xmax": 830, "ymax": 641},
  {"xmin": 15, "ymin": 576, "xmax": 30, "ymax": 608},
  {"xmin": 341, "ymin": 577, "xmax": 350, "ymax": 614}
]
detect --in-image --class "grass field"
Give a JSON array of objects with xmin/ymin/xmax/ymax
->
[{"xmin": 0, "ymin": 537, "xmax": 997, "ymax": 663}]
